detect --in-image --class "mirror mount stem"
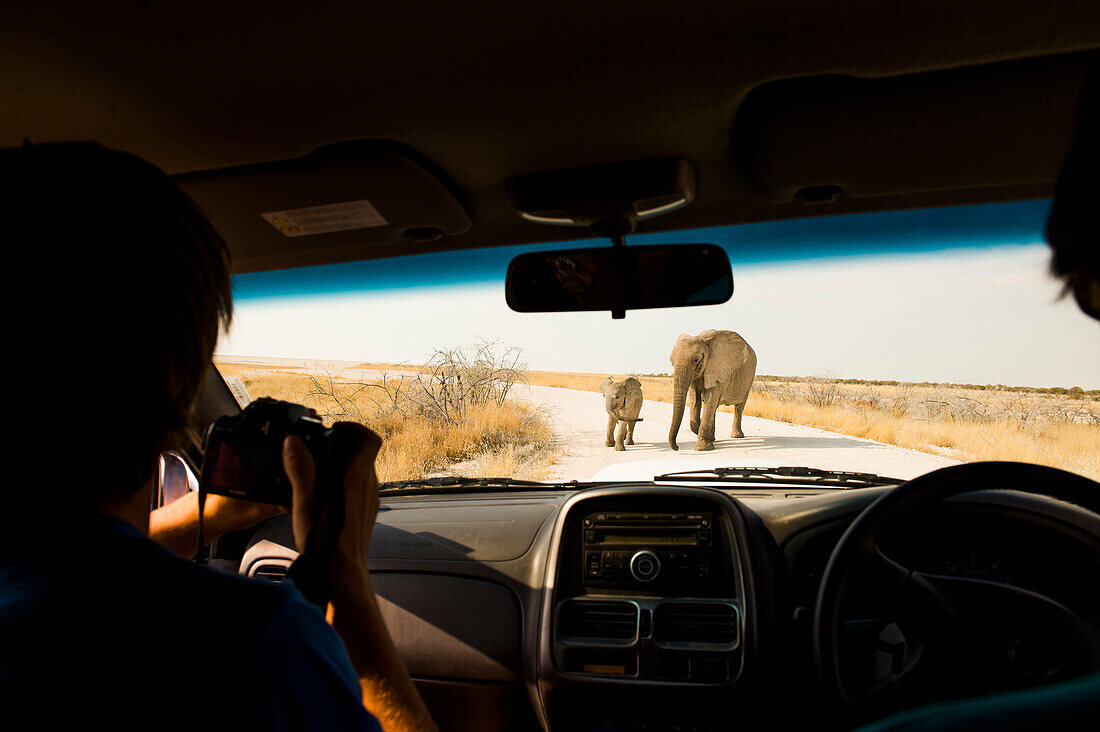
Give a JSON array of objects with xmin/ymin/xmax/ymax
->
[
  {"xmin": 591, "ymin": 219, "xmax": 633, "ymax": 319},
  {"xmin": 608, "ymin": 232, "xmax": 627, "ymax": 319}
]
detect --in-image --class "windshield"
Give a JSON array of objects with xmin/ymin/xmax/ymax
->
[{"xmin": 215, "ymin": 199, "xmax": 1099, "ymax": 487}]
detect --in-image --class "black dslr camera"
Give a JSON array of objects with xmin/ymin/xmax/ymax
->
[{"xmin": 201, "ymin": 397, "xmax": 332, "ymax": 506}]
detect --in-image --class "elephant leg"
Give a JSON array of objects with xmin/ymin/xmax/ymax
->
[
  {"xmin": 689, "ymin": 383, "xmax": 702, "ymax": 435},
  {"xmin": 615, "ymin": 421, "xmax": 628, "ymax": 451},
  {"xmin": 695, "ymin": 391, "xmax": 720, "ymax": 451},
  {"xmin": 605, "ymin": 415, "xmax": 617, "ymax": 448},
  {"xmin": 625, "ymin": 420, "xmax": 636, "ymax": 445},
  {"xmin": 731, "ymin": 402, "xmax": 746, "ymax": 438}
]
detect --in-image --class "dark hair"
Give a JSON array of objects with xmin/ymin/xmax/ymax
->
[
  {"xmin": 0, "ymin": 142, "xmax": 232, "ymax": 510},
  {"xmin": 1047, "ymin": 62, "xmax": 1100, "ymax": 321}
]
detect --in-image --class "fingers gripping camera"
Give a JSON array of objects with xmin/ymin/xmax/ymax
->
[{"xmin": 201, "ymin": 398, "xmax": 332, "ymax": 506}]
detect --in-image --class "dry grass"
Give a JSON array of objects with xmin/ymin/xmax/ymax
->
[
  {"xmin": 745, "ymin": 390, "xmax": 1098, "ymax": 481},
  {"xmin": 526, "ymin": 370, "xmax": 674, "ymax": 398},
  {"xmin": 524, "ymin": 370, "xmax": 1100, "ymax": 481},
  {"xmin": 350, "ymin": 361, "xmax": 431, "ymax": 374},
  {"xmin": 217, "ymin": 357, "xmax": 556, "ymax": 484}
]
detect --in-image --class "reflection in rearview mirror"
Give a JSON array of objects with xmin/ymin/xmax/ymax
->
[{"xmin": 506, "ymin": 243, "xmax": 733, "ymax": 316}]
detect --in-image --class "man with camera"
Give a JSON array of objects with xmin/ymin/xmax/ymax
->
[{"xmin": 0, "ymin": 142, "xmax": 436, "ymax": 732}]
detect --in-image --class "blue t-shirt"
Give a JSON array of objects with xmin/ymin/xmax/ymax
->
[{"xmin": 0, "ymin": 513, "xmax": 381, "ymax": 731}]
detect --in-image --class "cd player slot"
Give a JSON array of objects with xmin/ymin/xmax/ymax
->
[{"xmin": 592, "ymin": 530, "xmax": 699, "ymax": 545}]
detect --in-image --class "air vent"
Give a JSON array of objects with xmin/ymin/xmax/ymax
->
[
  {"xmin": 654, "ymin": 602, "xmax": 738, "ymax": 645},
  {"xmin": 250, "ymin": 562, "xmax": 289, "ymax": 583},
  {"xmin": 558, "ymin": 600, "xmax": 638, "ymax": 641}
]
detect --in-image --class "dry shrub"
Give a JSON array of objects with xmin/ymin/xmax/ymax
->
[
  {"xmin": 374, "ymin": 420, "xmax": 444, "ymax": 481},
  {"xmin": 220, "ymin": 344, "xmax": 555, "ymax": 484},
  {"xmin": 439, "ymin": 402, "xmax": 550, "ymax": 460},
  {"xmin": 407, "ymin": 340, "xmax": 525, "ymax": 424},
  {"xmin": 805, "ymin": 378, "xmax": 841, "ymax": 408}
]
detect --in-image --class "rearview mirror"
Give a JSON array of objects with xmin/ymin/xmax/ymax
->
[{"xmin": 506, "ymin": 243, "xmax": 732, "ymax": 316}]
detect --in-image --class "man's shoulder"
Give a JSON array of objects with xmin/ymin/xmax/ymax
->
[
  {"xmin": 91, "ymin": 518, "xmax": 305, "ymax": 626},
  {"xmin": 0, "ymin": 515, "xmax": 317, "ymax": 660},
  {"xmin": 0, "ymin": 521, "xmax": 379, "ymax": 731}
]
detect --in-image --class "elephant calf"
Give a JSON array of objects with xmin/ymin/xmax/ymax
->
[{"xmin": 600, "ymin": 376, "xmax": 644, "ymax": 451}]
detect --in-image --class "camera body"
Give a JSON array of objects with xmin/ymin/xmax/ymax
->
[{"xmin": 201, "ymin": 397, "xmax": 331, "ymax": 505}]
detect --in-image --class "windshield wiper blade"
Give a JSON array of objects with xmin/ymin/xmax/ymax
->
[
  {"xmin": 379, "ymin": 476, "xmax": 576, "ymax": 495},
  {"xmin": 651, "ymin": 466, "xmax": 902, "ymax": 489}
]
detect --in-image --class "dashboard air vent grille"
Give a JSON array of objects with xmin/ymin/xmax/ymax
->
[
  {"xmin": 250, "ymin": 562, "xmax": 289, "ymax": 583},
  {"xmin": 654, "ymin": 602, "xmax": 738, "ymax": 645},
  {"xmin": 559, "ymin": 600, "xmax": 638, "ymax": 641}
]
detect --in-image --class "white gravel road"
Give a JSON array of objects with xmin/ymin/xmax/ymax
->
[{"xmin": 513, "ymin": 384, "xmax": 959, "ymax": 482}]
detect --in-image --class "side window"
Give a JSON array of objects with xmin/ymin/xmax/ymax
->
[{"xmin": 154, "ymin": 451, "xmax": 199, "ymax": 509}]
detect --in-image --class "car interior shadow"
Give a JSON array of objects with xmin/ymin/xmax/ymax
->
[
  {"xmin": 232, "ymin": 517, "xmax": 548, "ymax": 685},
  {"xmin": 366, "ymin": 524, "xmax": 537, "ymax": 679},
  {"xmin": 704, "ymin": 434, "xmax": 890, "ymax": 451},
  {"xmin": 629, "ymin": 433, "xmax": 884, "ymax": 453},
  {"xmin": 605, "ymin": 441, "xmax": 667, "ymax": 452},
  {"xmin": 410, "ymin": 531, "xmax": 476, "ymax": 555}
]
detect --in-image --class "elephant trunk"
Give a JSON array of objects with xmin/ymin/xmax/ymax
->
[{"xmin": 668, "ymin": 368, "xmax": 691, "ymax": 450}]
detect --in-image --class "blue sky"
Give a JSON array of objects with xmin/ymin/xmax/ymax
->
[{"xmin": 220, "ymin": 200, "xmax": 1100, "ymax": 388}]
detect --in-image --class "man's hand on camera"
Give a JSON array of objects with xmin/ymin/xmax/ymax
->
[
  {"xmin": 282, "ymin": 423, "xmax": 382, "ymax": 577},
  {"xmin": 281, "ymin": 423, "xmax": 436, "ymax": 732}
]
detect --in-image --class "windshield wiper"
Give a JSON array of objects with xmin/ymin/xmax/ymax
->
[
  {"xmin": 379, "ymin": 467, "xmax": 903, "ymax": 496},
  {"xmin": 651, "ymin": 466, "xmax": 902, "ymax": 489},
  {"xmin": 379, "ymin": 476, "xmax": 583, "ymax": 495}
]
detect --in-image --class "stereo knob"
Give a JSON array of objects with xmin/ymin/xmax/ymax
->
[{"xmin": 630, "ymin": 550, "xmax": 661, "ymax": 582}]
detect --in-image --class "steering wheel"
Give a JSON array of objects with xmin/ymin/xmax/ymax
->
[{"xmin": 813, "ymin": 461, "xmax": 1100, "ymax": 726}]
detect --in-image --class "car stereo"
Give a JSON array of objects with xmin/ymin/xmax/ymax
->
[{"xmin": 581, "ymin": 511, "xmax": 715, "ymax": 588}]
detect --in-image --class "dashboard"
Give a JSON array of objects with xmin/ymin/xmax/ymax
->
[{"xmin": 231, "ymin": 484, "xmax": 1100, "ymax": 732}]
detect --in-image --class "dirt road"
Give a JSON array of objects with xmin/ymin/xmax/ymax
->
[{"xmin": 512, "ymin": 384, "xmax": 959, "ymax": 482}]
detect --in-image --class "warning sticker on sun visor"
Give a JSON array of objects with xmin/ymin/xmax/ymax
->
[{"xmin": 261, "ymin": 199, "xmax": 388, "ymax": 237}]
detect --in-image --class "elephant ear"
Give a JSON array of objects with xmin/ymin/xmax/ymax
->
[
  {"xmin": 702, "ymin": 331, "xmax": 748, "ymax": 392},
  {"xmin": 670, "ymin": 333, "xmax": 692, "ymax": 362}
]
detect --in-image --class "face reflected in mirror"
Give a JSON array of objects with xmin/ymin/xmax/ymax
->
[
  {"xmin": 506, "ymin": 243, "xmax": 733, "ymax": 314},
  {"xmin": 154, "ymin": 451, "xmax": 199, "ymax": 509},
  {"xmin": 551, "ymin": 254, "xmax": 598, "ymax": 295}
]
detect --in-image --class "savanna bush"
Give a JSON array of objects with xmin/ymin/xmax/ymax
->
[{"xmin": 227, "ymin": 342, "xmax": 554, "ymax": 483}]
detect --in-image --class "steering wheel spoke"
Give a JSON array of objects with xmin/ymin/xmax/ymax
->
[{"xmin": 854, "ymin": 545, "xmax": 959, "ymax": 628}]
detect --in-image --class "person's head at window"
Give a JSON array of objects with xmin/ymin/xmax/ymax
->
[
  {"xmin": 0, "ymin": 142, "xmax": 232, "ymax": 516},
  {"xmin": 1048, "ymin": 62, "xmax": 1100, "ymax": 322}
]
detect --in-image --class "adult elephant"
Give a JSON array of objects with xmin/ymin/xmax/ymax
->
[{"xmin": 668, "ymin": 330, "xmax": 757, "ymax": 451}]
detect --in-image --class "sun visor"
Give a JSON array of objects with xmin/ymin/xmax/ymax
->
[
  {"xmin": 734, "ymin": 52, "xmax": 1093, "ymax": 203},
  {"xmin": 174, "ymin": 142, "xmax": 471, "ymax": 273}
]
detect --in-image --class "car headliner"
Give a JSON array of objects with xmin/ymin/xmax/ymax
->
[{"xmin": 4, "ymin": 1, "xmax": 1099, "ymax": 272}]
